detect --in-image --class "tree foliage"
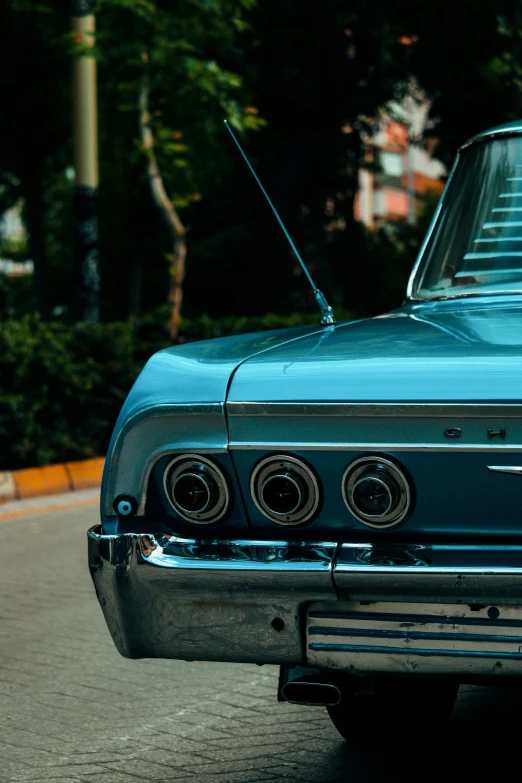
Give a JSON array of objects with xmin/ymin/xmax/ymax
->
[
  {"xmin": 89, "ymin": 0, "xmax": 265, "ymax": 321},
  {"xmin": 390, "ymin": 0, "xmax": 522, "ymax": 164},
  {"xmin": 0, "ymin": 308, "xmax": 353, "ymax": 469},
  {"xmin": 183, "ymin": 0, "xmax": 522, "ymax": 318},
  {"xmin": 1, "ymin": 0, "xmax": 522, "ymax": 323},
  {"xmin": 0, "ymin": 0, "xmax": 264, "ymax": 320}
]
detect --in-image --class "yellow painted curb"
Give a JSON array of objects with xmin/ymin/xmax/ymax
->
[
  {"xmin": 66, "ymin": 457, "xmax": 105, "ymax": 491},
  {"xmin": 14, "ymin": 464, "xmax": 71, "ymax": 498},
  {"xmin": 0, "ymin": 457, "xmax": 105, "ymax": 502}
]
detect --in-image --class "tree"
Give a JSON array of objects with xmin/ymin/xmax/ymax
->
[
  {"xmin": 387, "ymin": 0, "xmax": 522, "ymax": 163},
  {"xmin": 94, "ymin": 0, "xmax": 264, "ymax": 332},
  {"xmin": 138, "ymin": 58, "xmax": 187, "ymax": 339},
  {"xmin": 2, "ymin": 0, "xmax": 522, "ymax": 325},
  {"xmin": 0, "ymin": 0, "xmax": 263, "ymax": 327},
  {"xmin": 183, "ymin": 0, "xmax": 522, "ymax": 319},
  {"xmin": 183, "ymin": 0, "xmax": 418, "ymax": 316}
]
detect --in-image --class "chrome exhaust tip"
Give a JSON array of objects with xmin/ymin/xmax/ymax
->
[{"xmin": 281, "ymin": 681, "xmax": 341, "ymax": 707}]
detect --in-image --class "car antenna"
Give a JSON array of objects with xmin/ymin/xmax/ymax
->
[{"xmin": 224, "ymin": 119, "xmax": 336, "ymax": 326}]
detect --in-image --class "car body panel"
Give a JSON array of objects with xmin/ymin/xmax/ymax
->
[
  {"xmin": 91, "ymin": 120, "xmax": 522, "ymax": 678},
  {"xmin": 101, "ymin": 298, "xmax": 522, "ymax": 540},
  {"xmin": 100, "ymin": 325, "xmax": 324, "ymax": 531},
  {"xmin": 114, "ymin": 325, "xmax": 323, "ymax": 421},
  {"xmin": 227, "ymin": 298, "xmax": 522, "ymax": 404}
]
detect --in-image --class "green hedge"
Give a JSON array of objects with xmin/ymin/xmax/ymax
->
[
  {"xmin": 0, "ymin": 309, "xmax": 351, "ymax": 470},
  {"xmin": 0, "ymin": 317, "xmax": 139, "ymax": 470}
]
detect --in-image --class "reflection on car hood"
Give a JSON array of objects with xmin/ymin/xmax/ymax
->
[
  {"xmin": 228, "ymin": 298, "xmax": 522, "ymax": 403},
  {"xmin": 116, "ymin": 325, "xmax": 322, "ymax": 424}
]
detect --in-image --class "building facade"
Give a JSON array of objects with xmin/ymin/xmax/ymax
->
[{"xmin": 355, "ymin": 100, "xmax": 446, "ymax": 228}]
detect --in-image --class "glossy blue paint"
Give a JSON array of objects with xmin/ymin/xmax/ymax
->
[
  {"xmin": 118, "ymin": 325, "xmax": 322, "ymax": 420},
  {"xmin": 102, "ymin": 295, "xmax": 522, "ymax": 539},
  {"xmin": 102, "ymin": 296, "xmax": 522, "ymax": 539},
  {"xmin": 100, "ymin": 325, "xmax": 322, "ymax": 531},
  {"xmin": 228, "ymin": 297, "xmax": 522, "ymax": 403}
]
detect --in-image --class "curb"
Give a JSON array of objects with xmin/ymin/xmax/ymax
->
[{"xmin": 0, "ymin": 457, "xmax": 104, "ymax": 502}]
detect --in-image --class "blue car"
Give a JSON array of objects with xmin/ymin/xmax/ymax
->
[{"xmin": 89, "ymin": 119, "xmax": 522, "ymax": 744}]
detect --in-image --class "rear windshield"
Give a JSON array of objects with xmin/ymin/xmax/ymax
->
[{"xmin": 412, "ymin": 136, "xmax": 522, "ymax": 300}]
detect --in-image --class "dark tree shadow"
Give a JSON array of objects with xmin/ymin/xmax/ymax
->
[{"xmin": 277, "ymin": 685, "xmax": 521, "ymax": 782}]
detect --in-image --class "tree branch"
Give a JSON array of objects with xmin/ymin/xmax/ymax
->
[{"xmin": 139, "ymin": 65, "xmax": 187, "ymax": 340}]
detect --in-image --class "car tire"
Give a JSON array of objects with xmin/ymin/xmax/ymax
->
[{"xmin": 327, "ymin": 676, "xmax": 459, "ymax": 747}]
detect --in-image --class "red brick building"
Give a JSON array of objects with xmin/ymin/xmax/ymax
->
[{"xmin": 355, "ymin": 102, "xmax": 445, "ymax": 228}]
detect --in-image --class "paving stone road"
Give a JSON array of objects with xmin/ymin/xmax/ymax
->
[{"xmin": 0, "ymin": 494, "xmax": 520, "ymax": 782}]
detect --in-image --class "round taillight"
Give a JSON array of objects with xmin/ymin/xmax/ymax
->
[
  {"xmin": 251, "ymin": 455, "xmax": 320, "ymax": 525},
  {"xmin": 163, "ymin": 455, "xmax": 229, "ymax": 524},
  {"xmin": 173, "ymin": 472, "xmax": 216, "ymax": 514},
  {"xmin": 342, "ymin": 456, "xmax": 412, "ymax": 529}
]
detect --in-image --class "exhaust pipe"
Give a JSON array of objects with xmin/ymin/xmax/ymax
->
[{"xmin": 281, "ymin": 680, "xmax": 341, "ymax": 707}]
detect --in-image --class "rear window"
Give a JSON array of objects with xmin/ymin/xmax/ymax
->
[{"xmin": 413, "ymin": 136, "xmax": 522, "ymax": 299}]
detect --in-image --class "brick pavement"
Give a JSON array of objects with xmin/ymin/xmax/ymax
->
[{"xmin": 0, "ymin": 497, "xmax": 520, "ymax": 782}]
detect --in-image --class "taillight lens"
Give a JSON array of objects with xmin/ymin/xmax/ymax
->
[{"xmin": 164, "ymin": 455, "xmax": 230, "ymax": 524}]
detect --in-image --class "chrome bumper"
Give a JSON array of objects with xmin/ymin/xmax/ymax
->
[
  {"xmin": 88, "ymin": 528, "xmax": 522, "ymax": 670},
  {"xmin": 88, "ymin": 526, "xmax": 337, "ymax": 663},
  {"xmin": 334, "ymin": 544, "xmax": 522, "ymax": 604}
]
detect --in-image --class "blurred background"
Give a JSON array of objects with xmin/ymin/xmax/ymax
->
[{"xmin": 1, "ymin": 0, "xmax": 521, "ymax": 470}]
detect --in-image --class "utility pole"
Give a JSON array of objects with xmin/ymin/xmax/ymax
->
[
  {"xmin": 406, "ymin": 94, "xmax": 416, "ymax": 226},
  {"xmin": 72, "ymin": 0, "xmax": 100, "ymax": 322}
]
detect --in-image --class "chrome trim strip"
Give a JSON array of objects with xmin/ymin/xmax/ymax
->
[
  {"xmin": 487, "ymin": 466, "xmax": 522, "ymax": 475},
  {"xmin": 309, "ymin": 627, "xmax": 522, "ymax": 643},
  {"xmin": 308, "ymin": 643, "xmax": 522, "ymax": 660},
  {"xmin": 124, "ymin": 402, "xmax": 224, "ymax": 423},
  {"xmin": 332, "ymin": 571, "xmax": 522, "ymax": 603},
  {"xmin": 143, "ymin": 536, "xmax": 336, "ymax": 573},
  {"xmin": 227, "ymin": 402, "xmax": 522, "ymax": 418},
  {"xmin": 230, "ymin": 442, "xmax": 522, "ymax": 452},
  {"xmin": 308, "ymin": 609, "xmax": 522, "ymax": 626},
  {"xmin": 459, "ymin": 125, "xmax": 522, "ymax": 151},
  {"xmin": 333, "ymin": 543, "xmax": 522, "ymax": 603},
  {"xmin": 406, "ymin": 154, "xmax": 459, "ymax": 299},
  {"xmin": 334, "ymin": 564, "xmax": 522, "ymax": 576}
]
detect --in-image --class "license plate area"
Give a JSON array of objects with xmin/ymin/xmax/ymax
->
[{"xmin": 306, "ymin": 600, "xmax": 522, "ymax": 675}]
